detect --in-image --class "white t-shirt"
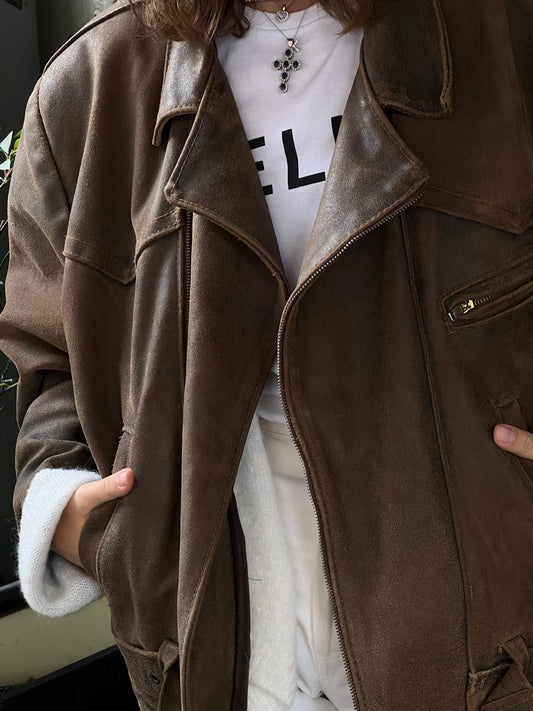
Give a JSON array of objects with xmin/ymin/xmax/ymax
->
[
  {"xmin": 217, "ymin": 5, "xmax": 362, "ymax": 424},
  {"xmin": 217, "ymin": 8, "xmax": 362, "ymax": 711}
]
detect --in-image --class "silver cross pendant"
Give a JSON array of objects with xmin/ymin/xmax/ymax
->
[{"xmin": 272, "ymin": 38, "xmax": 301, "ymax": 93}]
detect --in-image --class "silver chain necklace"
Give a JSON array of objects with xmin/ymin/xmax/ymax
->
[
  {"xmin": 271, "ymin": 0, "xmax": 295, "ymax": 22},
  {"xmin": 263, "ymin": 8, "xmax": 307, "ymax": 93},
  {"xmin": 245, "ymin": 0, "xmax": 296, "ymax": 23}
]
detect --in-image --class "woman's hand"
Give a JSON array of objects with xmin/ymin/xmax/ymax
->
[
  {"xmin": 494, "ymin": 425, "xmax": 533, "ymax": 460},
  {"xmin": 51, "ymin": 468, "xmax": 134, "ymax": 569}
]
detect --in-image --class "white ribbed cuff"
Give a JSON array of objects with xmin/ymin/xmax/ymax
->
[{"xmin": 18, "ymin": 467, "xmax": 103, "ymax": 617}]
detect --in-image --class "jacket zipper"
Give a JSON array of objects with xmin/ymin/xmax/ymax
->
[
  {"xmin": 181, "ymin": 210, "xmax": 193, "ymax": 391},
  {"xmin": 184, "ymin": 210, "xmax": 193, "ymax": 327},
  {"xmin": 276, "ymin": 192, "xmax": 422, "ymax": 711},
  {"xmin": 447, "ymin": 292, "xmax": 506, "ymax": 322},
  {"xmin": 446, "ymin": 258, "xmax": 533, "ymax": 322}
]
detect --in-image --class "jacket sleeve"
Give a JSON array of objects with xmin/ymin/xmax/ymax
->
[{"xmin": 0, "ymin": 80, "xmax": 103, "ymax": 616}]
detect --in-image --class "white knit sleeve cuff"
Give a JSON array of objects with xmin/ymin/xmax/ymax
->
[{"xmin": 18, "ymin": 467, "xmax": 104, "ymax": 617}]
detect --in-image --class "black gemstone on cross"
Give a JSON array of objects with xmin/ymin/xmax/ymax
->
[{"xmin": 271, "ymin": 38, "xmax": 301, "ymax": 94}]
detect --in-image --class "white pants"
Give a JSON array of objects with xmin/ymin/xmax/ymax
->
[{"xmin": 259, "ymin": 417, "xmax": 354, "ymax": 711}]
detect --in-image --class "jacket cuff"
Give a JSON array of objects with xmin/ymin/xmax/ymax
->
[{"xmin": 18, "ymin": 467, "xmax": 103, "ymax": 617}]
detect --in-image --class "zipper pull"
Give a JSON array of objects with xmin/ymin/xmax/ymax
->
[{"xmin": 448, "ymin": 299, "xmax": 475, "ymax": 322}]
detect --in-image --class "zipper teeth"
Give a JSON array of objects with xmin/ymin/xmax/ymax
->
[
  {"xmin": 471, "ymin": 294, "xmax": 494, "ymax": 307},
  {"xmin": 449, "ymin": 285, "xmax": 527, "ymax": 321},
  {"xmin": 182, "ymin": 211, "xmax": 193, "ymax": 390},
  {"xmin": 185, "ymin": 211, "xmax": 193, "ymax": 327},
  {"xmin": 276, "ymin": 193, "xmax": 422, "ymax": 711},
  {"xmin": 453, "ymin": 260, "xmax": 533, "ymax": 318}
]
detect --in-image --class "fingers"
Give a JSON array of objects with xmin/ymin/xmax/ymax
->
[
  {"xmin": 73, "ymin": 468, "xmax": 134, "ymax": 513},
  {"xmin": 51, "ymin": 469, "xmax": 134, "ymax": 569},
  {"xmin": 493, "ymin": 424, "xmax": 533, "ymax": 461}
]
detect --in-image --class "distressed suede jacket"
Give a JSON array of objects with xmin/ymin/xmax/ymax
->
[{"xmin": 1, "ymin": 0, "xmax": 533, "ymax": 710}]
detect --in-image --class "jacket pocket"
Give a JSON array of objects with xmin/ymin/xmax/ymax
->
[
  {"xmin": 442, "ymin": 253, "xmax": 533, "ymax": 331},
  {"xmin": 469, "ymin": 636, "xmax": 533, "ymax": 711},
  {"xmin": 114, "ymin": 633, "xmax": 180, "ymax": 711},
  {"xmin": 493, "ymin": 396, "xmax": 533, "ymax": 487},
  {"xmin": 78, "ymin": 429, "xmax": 133, "ymax": 583},
  {"xmin": 482, "ymin": 692, "xmax": 533, "ymax": 711}
]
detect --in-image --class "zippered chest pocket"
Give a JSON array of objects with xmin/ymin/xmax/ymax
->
[{"xmin": 442, "ymin": 254, "xmax": 533, "ymax": 331}]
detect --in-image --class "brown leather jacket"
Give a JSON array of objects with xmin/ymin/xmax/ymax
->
[{"xmin": 1, "ymin": 0, "xmax": 532, "ymax": 709}]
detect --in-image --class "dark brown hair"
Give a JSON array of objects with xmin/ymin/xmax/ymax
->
[{"xmin": 130, "ymin": 0, "xmax": 375, "ymax": 47}]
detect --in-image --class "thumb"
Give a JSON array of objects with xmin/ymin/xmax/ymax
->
[
  {"xmin": 77, "ymin": 467, "xmax": 134, "ymax": 510},
  {"xmin": 493, "ymin": 424, "xmax": 533, "ymax": 460}
]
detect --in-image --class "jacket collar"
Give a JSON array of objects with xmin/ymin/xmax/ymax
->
[
  {"xmin": 152, "ymin": 42, "xmax": 212, "ymax": 147},
  {"xmin": 154, "ymin": 0, "xmax": 449, "ymax": 281},
  {"xmin": 153, "ymin": 0, "xmax": 451, "ymax": 136},
  {"xmin": 155, "ymin": 41, "xmax": 284, "ymax": 279},
  {"xmin": 363, "ymin": 0, "xmax": 452, "ymax": 118}
]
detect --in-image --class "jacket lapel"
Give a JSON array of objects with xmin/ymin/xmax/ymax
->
[
  {"xmin": 155, "ymin": 41, "xmax": 284, "ymax": 278},
  {"xmin": 296, "ymin": 54, "xmax": 429, "ymax": 286},
  {"xmin": 151, "ymin": 0, "xmax": 452, "ymax": 288},
  {"xmin": 296, "ymin": 0, "xmax": 451, "ymax": 285},
  {"xmin": 363, "ymin": 0, "xmax": 452, "ymax": 118}
]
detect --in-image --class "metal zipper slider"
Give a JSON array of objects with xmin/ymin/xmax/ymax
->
[{"xmin": 448, "ymin": 299, "xmax": 475, "ymax": 322}]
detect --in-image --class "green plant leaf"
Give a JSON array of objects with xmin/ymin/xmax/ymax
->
[
  {"xmin": 0, "ymin": 159, "xmax": 11, "ymax": 171},
  {"xmin": 0, "ymin": 132, "xmax": 13, "ymax": 156}
]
